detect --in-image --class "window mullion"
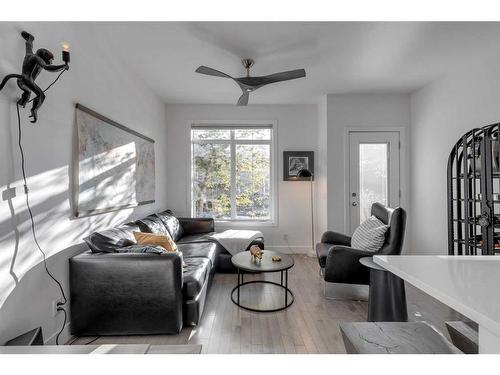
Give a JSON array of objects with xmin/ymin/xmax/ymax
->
[{"xmin": 230, "ymin": 131, "xmax": 237, "ymax": 220}]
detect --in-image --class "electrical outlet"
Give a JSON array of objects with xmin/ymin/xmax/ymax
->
[
  {"xmin": 51, "ymin": 300, "xmax": 63, "ymax": 317},
  {"xmin": 1, "ymin": 187, "xmax": 16, "ymax": 201},
  {"xmin": 283, "ymin": 234, "xmax": 288, "ymax": 241}
]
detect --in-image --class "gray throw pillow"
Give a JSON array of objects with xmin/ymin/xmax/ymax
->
[
  {"xmin": 351, "ymin": 215, "xmax": 389, "ymax": 252},
  {"xmin": 115, "ymin": 245, "xmax": 168, "ymax": 255}
]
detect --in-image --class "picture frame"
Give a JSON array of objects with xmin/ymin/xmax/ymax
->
[
  {"xmin": 73, "ymin": 103, "xmax": 156, "ymax": 218},
  {"xmin": 283, "ymin": 151, "xmax": 314, "ymax": 181}
]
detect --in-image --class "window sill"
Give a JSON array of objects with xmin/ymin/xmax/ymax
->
[{"xmin": 215, "ymin": 220, "xmax": 277, "ymax": 228}]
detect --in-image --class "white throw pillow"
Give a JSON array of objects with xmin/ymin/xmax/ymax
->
[{"xmin": 351, "ymin": 215, "xmax": 389, "ymax": 252}]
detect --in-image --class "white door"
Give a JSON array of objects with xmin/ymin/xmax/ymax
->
[{"xmin": 348, "ymin": 131, "xmax": 400, "ymax": 233}]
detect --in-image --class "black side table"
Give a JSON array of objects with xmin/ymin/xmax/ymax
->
[{"xmin": 360, "ymin": 257, "xmax": 408, "ymax": 322}]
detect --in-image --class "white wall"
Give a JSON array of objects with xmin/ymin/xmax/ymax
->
[
  {"xmin": 165, "ymin": 104, "xmax": 318, "ymax": 253},
  {"xmin": 0, "ymin": 23, "xmax": 168, "ymax": 344},
  {"xmin": 325, "ymin": 94, "xmax": 411, "ymax": 239},
  {"xmin": 410, "ymin": 49, "xmax": 500, "ymax": 255},
  {"xmin": 315, "ymin": 96, "xmax": 328, "ymax": 241}
]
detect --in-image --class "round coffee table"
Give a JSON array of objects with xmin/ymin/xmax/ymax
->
[{"xmin": 231, "ymin": 250, "xmax": 294, "ymax": 312}]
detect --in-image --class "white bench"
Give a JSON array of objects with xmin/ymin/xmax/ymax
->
[{"xmin": 339, "ymin": 322, "xmax": 462, "ymax": 354}]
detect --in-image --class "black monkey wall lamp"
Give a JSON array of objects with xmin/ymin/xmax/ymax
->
[
  {"xmin": 0, "ymin": 31, "xmax": 70, "ymax": 123},
  {"xmin": 0, "ymin": 31, "xmax": 71, "ymax": 345}
]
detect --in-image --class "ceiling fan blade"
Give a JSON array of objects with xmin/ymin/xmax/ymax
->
[
  {"xmin": 237, "ymin": 92, "xmax": 249, "ymax": 106},
  {"xmin": 195, "ymin": 66, "xmax": 232, "ymax": 79},
  {"xmin": 260, "ymin": 68, "xmax": 306, "ymax": 85}
]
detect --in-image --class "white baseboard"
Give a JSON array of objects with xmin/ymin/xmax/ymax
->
[{"xmin": 265, "ymin": 245, "xmax": 314, "ymax": 254}]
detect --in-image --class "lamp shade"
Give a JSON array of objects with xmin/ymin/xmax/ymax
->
[{"xmin": 297, "ymin": 168, "xmax": 313, "ymax": 178}]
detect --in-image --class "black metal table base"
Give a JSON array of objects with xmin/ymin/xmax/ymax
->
[
  {"xmin": 231, "ymin": 269, "xmax": 294, "ymax": 312},
  {"xmin": 368, "ymin": 268, "xmax": 408, "ymax": 322}
]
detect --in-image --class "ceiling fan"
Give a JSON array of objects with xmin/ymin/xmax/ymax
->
[{"xmin": 195, "ymin": 59, "xmax": 306, "ymax": 106}]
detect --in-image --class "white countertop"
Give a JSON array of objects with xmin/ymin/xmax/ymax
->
[{"xmin": 373, "ymin": 255, "xmax": 500, "ymax": 337}]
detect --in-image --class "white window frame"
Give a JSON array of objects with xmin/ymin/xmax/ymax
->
[{"xmin": 189, "ymin": 120, "xmax": 278, "ymax": 226}]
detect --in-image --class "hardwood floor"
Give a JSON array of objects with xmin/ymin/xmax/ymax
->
[{"xmin": 70, "ymin": 254, "xmax": 468, "ymax": 353}]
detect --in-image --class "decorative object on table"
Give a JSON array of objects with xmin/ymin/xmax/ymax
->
[
  {"xmin": 296, "ymin": 167, "xmax": 316, "ymax": 257},
  {"xmin": 231, "ymin": 250, "xmax": 294, "ymax": 312},
  {"xmin": 250, "ymin": 245, "xmax": 263, "ymax": 263},
  {"xmin": 317, "ymin": 202, "xmax": 406, "ymax": 301},
  {"xmin": 360, "ymin": 257, "xmax": 407, "ymax": 322},
  {"xmin": 283, "ymin": 151, "xmax": 314, "ymax": 181},
  {"xmin": 448, "ymin": 124, "xmax": 500, "ymax": 255},
  {"xmin": 0, "ymin": 31, "xmax": 70, "ymax": 123},
  {"xmin": 195, "ymin": 58, "xmax": 306, "ymax": 106},
  {"xmin": 74, "ymin": 104, "xmax": 155, "ymax": 217},
  {"xmin": 272, "ymin": 255, "xmax": 282, "ymax": 262},
  {"xmin": 210, "ymin": 229, "xmax": 264, "ymax": 255}
]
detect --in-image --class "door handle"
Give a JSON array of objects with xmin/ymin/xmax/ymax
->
[{"xmin": 352, "ymin": 202, "xmax": 357, "ymax": 206}]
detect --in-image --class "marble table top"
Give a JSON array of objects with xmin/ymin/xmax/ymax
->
[{"xmin": 373, "ymin": 255, "xmax": 500, "ymax": 337}]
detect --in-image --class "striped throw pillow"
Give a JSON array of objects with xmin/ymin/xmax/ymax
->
[{"xmin": 351, "ymin": 216, "xmax": 389, "ymax": 252}]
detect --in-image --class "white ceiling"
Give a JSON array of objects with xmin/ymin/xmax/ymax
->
[{"xmin": 90, "ymin": 22, "xmax": 500, "ymax": 105}]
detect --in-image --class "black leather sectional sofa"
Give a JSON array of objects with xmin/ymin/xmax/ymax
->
[{"xmin": 70, "ymin": 210, "xmax": 263, "ymax": 336}]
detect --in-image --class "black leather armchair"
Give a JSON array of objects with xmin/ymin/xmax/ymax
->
[{"xmin": 316, "ymin": 202, "xmax": 406, "ymax": 286}]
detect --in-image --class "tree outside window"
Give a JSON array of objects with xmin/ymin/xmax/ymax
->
[{"xmin": 191, "ymin": 126, "xmax": 273, "ymax": 221}]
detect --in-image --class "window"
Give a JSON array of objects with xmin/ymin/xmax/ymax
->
[{"xmin": 191, "ymin": 124, "xmax": 275, "ymax": 222}]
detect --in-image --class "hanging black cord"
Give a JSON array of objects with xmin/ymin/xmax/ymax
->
[
  {"xmin": 15, "ymin": 103, "xmax": 68, "ymax": 304},
  {"xmin": 55, "ymin": 307, "xmax": 67, "ymax": 345},
  {"xmin": 15, "ymin": 70, "xmax": 68, "ymax": 344}
]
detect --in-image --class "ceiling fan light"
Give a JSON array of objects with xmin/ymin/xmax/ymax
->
[{"xmin": 195, "ymin": 59, "xmax": 306, "ymax": 107}]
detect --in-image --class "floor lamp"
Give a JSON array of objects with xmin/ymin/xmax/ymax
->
[{"xmin": 297, "ymin": 168, "xmax": 316, "ymax": 257}]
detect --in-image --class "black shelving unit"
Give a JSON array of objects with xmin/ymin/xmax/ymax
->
[{"xmin": 448, "ymin": 123, "xmax": 500, "ymax": 255}]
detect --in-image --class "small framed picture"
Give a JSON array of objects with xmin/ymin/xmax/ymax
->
[{"xmin": 283, "ymin": 151, "xmax": 314, "ymax": 181}]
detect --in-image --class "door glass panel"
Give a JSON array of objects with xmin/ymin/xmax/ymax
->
[{"xmin": 359, "ymin": 143, "xmax": 388, "ymax": 223}]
